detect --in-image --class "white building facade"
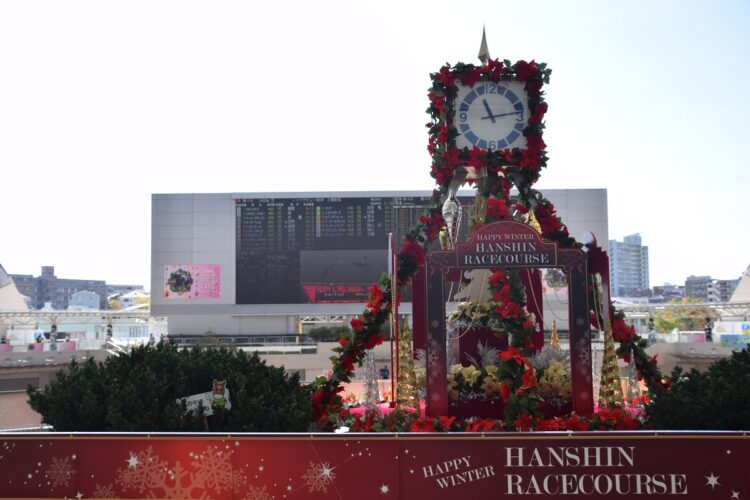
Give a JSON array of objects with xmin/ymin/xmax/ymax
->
[{"xmin": 609, "ymin": 233, "xmax": 650, "ymax": 297}]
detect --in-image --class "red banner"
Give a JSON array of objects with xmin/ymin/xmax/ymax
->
[{"xmin": 0, "ymin": 432, "xmax": 747, "ymax": 499}]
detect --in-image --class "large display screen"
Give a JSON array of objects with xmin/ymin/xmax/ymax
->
[{"xmin": 235, "ymin": 195, "xmax": 470, "ymax": 304}]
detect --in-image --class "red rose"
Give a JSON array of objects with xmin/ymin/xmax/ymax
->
[{"xmin": 350, "ymin": 317, "xmax": 365, "ymax": 332}]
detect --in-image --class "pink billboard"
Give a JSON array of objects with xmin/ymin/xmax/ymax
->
[{"xmin": 163, "ymin": 264, "xmax": 220, "ymax": 299}]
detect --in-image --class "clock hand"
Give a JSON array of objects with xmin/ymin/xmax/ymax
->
[
  {"xmin": 481, "ymin": 99, "xmax": 496, "ymax": 123},
  {"xmin": 481, "ymin": 110, "xmax": 524, "ymax": 120}
]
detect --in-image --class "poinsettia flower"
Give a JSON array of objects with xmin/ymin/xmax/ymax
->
[
  {"xmin": 437, "ymin": 125, "xmax": 449, "ymax": 144},
  {"xmin": 513, "ymin": 412, "xmax": 535, "ymax": 431},
  {"xmin": 498, "ymin": 382, "xmax": 511, "ymax": 403},
  {"xmin": 500, "ymin": 346, "xmax": 527, "ymax": 366},
  {"xmin": 434, "ymin": 66, "xmax": 455, "ymax": 88},
  {"xmin": 459, "ymin": 67, "xmax": 483, "ymax": 87},
  {"xmin": 513, "ymin": 60, "xmax": 538, "ymax": 82},
  {"xmin": 350, "ymin": 317, "xmax": 365, "ymax": 332},
  {"xmin": 612, "ymin": 318, "xmax": 635, "ymax": 342},
  {"xmin": 487, "ymin": 198, "xmax": 509, "ymax": 220},
  {"xmin": 439, "ymin": 415, "xmax": 456, "ymax": 431},
  {"xmin": 410, "ymin": 418, "xmax": 436, "ymax": 432},
  {"xmin": 521, "ymin": 367, "xmax": 537, "ymax": 389},
  {"xmin": 401, "ymin": 239, "xmax": 425, "ymax": 267}
]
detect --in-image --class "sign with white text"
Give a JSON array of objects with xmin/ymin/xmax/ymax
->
[
  {"xmin": 456, "ymin": 221, "xmax": 558, "ymax": 268},
  {"xmin": 177, "ymin": 388, "xmax": 231, "ymax": 416},
  {"xmin": 0, "ymin": 433, "xmax": 747, "ymax": 498}
]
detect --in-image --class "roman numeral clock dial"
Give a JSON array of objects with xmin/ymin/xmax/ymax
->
[{"xmin": 454, "ymin": 81, "xmax": 529, "ymax": 151}]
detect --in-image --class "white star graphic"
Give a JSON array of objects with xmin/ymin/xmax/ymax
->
[
  {"xmin": 258, "ymin": 465, "xmax": 264, "ymax": 471},
  {"xmin": 321, "ymin": 464, "xmax": 334, "ymax": 479},
  {"xmin": 75, "ymin": 491, "xmax": 83, "ymax": 499},
  {"xmin": 126, "ymin": 453, "xmax": 140, "ymax": 468},
  {"xmin": 380, "ymin": 484, "xmax": 390, "ymax": 494},
  {"xmin": 409, "ymin": 469, "xmax": 414, "ymax": 474},
  {"xmin": 705, "ymin": 472, "xmax": 720, "ymax": 489},
  {"xmin": 287, "ymin": 485, "xmax": 292, "ymax": 491},
  {"xmin": 731, "ymin": 491, "xmax": 740, "ymax": 500}
]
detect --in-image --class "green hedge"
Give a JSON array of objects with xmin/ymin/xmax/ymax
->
[
  {"xmin": 647, "ymin": 347, "xmax": 750, "ymax": 430},
  {"xmin": 27, "ymin": 343, "xmax": 311, "ymax": 432}
]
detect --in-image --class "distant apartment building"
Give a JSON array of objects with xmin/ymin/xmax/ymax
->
[
  {"xmin": 10, "ymin": 266, "xmax": 142, "ymax": 310},
  {"xmin": 609, "ymin": 233, "xmax": 650, "ymax": 297},
  {"xmin": 68, "ymin": 290, "xmax": 101, "ymax": 310},
  {"xmin": 684, "ymin": 275, "xmax": 712, "ymax": 301},
  {"xmin": 651, "ymin": 283, "xmax": 684, "ymax": 301},
  {"xmin": 707, "ymin": 279, "xmax": 739, "ymax": 303}
]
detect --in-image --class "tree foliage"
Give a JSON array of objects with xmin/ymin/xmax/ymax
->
[
  {"xmin": 646, "ymin": 347, "xmax": 750, "ymax": 430},
  {"xmin": 653, "ymin": 299, "xmax": 709, "ymax": 333},
  {"xmin": 27, "ymin": 343, "xmax": 311, "ymax": 432},
  {"xmin": 307, "ymin": 326, "xmax": 350, "ymax": 342}
]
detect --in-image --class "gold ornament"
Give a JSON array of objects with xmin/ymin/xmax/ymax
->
[
  {"xmin": 526, "ymin": 208, "xmax": 543, "ymax": 235},
  {"xmin": 550, "ymin": 320, "xmax": 561, "ymax": 350},
  {"xmin": 469, "ymin": 177, "xmax": 488, "ymax": 227},
  {"xmin": 598, "ymin": 325, "xmax": 624, "ymax": 408},
  {"xmin": 395, "ymin": 320, "xmax": 420, "ymax": 413},
  {"xmin": 439, "ymin": 228, "xmax": 450, "ymax": 251}
]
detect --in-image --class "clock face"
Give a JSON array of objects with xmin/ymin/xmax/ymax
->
[{"xmin": 454, "ymin": 80, "xmax": 529, "ymax": 151}]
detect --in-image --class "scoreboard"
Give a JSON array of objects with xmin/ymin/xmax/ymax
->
[{"xmin": 235, "ymin": 195, "xmax": 469, "ymax": 304}]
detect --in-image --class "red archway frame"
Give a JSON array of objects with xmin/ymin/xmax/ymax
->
[{"xmin": 421, "ymin": 221, "xmax": 593, "ymax": 419}]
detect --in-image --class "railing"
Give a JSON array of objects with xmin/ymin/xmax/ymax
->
[{"xmin": 168, "ymin": 334, "xmax": 316, "ymax": 347}]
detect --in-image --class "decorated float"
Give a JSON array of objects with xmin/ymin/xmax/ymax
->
[{"xmin": 1, "ymin": 35, "xmax": 748, "ymax": 500}]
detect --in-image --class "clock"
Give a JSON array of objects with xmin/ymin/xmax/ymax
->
[{"xmin": 454, "ymin": 80, "xmax": 529, "ymax": 151}]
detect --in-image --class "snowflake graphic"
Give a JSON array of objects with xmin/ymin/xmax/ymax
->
[
  {"xmin": 192, "ymin": 445, "xmax": 246, "ymax": 493},
  {"xmin": 242, "ymin": 484, "xmax": 271, "ymax": 500},
  {"xmin": 115, "ymin": 446, "xmax": 169, "ymax": 493},
  {"xmin": 115, "ymin": 444, "xmax": 248, "ymax": 498},
  {"xmin": 576, "ymin": 339, "xmax": 591, "ymax": 375},
  {"xmin": 92, "ymin": 482, "xmax": 118, "ymax": 498},
  {"xmin": 155, "ymin": 461, "xmax": 211, "ymax": 499},
  {"xmin": 45, "ymin": 456, "xmax": 76, "ymax": 488},
  {"xmin": 300, "ymin": 461, "xmax": 336, "ymax": 493}
]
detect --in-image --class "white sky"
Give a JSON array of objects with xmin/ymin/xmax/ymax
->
[{"xmin": 1, "ymin": 0, "xmax": 748, "ymax": 291}]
